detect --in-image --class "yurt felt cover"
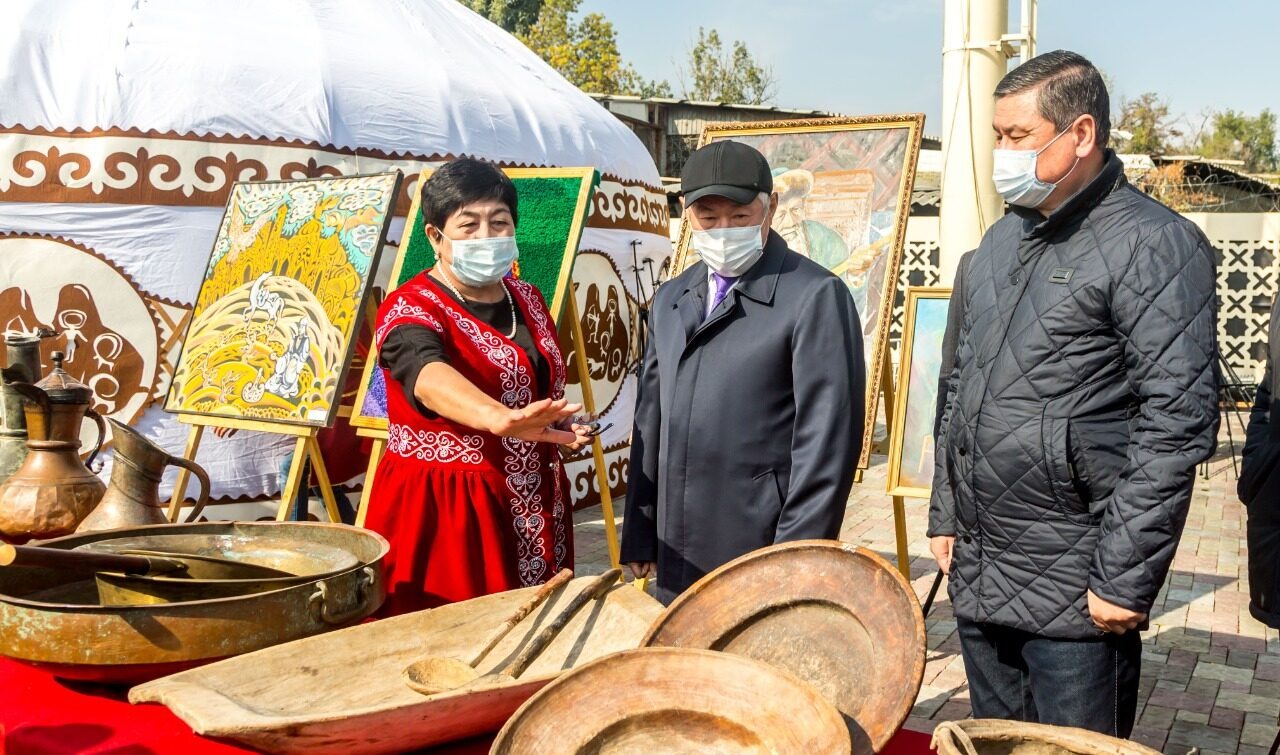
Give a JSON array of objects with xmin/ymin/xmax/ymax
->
[{"xmin": 0, "ymin": 0, "xmax": 670, "ymax": 505}]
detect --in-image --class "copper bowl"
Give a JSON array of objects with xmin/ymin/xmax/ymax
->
[
  {"xmin": 642, "ymin": 540, "xmax": 926, "ymax": 755},
  {"xmin": 0, "ymin": 521, "xmax": 387, "ymax": 683},
  {"xmin": 492, "ymin": 647, "xmax": 850, "ymax": 754}
]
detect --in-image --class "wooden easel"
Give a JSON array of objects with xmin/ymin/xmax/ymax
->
[
  {"xmin": 167, "ymin": 414, "xmax": 344, "ymax": 524},
  {"xmin": 878, "ymin": 357, "xmax": 912, "ymax": 581},
  {"xmin": 851, "ymin": 354, "xmax": 911, "ymax": 580},
  {"xmin": 353, "ymin": 294, "xmax": 622, "ymax": 570}
]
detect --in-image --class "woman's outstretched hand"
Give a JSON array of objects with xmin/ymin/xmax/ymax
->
[{"xmin": 488, "ymin": 398, "xmax": 582, "ymax": 445}]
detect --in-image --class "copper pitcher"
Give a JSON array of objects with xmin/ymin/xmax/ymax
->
[
  {"xmin": 0, "ymin": 330, "xmax": 55, "ymax": 483},
  {"xmin": 0, "ymin": 351, "xmax": 106, "ymax": 543},
  {"xmin": 77, "ymin": 419, "xmax": 210, "ymax": 532}
]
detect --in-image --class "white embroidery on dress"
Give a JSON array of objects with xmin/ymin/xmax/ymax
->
[
  {"xmin": 376, "ymin": 296, "xmax": 443, "ymax": 346},
  {"xmin": 386, "ymin": 424, "xmax": 484, "ymax": 464},
  {"xmin": 510, "ymin": 280, "xmax": 566, "ymax": 399},
  {"xmin": 511, "ymin": 281, "xmax": 570, "ymax": 566},
  {"xmin": 422, "ymin": 282, "xmax": 558, "ymax": 585}
]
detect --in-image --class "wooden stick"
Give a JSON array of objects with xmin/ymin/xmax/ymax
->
[
  {"xmin": 355, "ymin": 437, "xmax": 385, "ymax": 528},
  {"xmin": 307, "ymin": 435, "xmax": 343, "ymax": 524},
  {"xmin": 275, "ymin": 435, "xmax": 311, "ymax": 521},
  {"xmin": 501, "ymin": 568, "xmax": 621, "ymax": 680},
  {"xmin": 0, "ymin": 544, "xmax": 187, "ymax": 575},
  {"xmin": 564, "ymin": 295, "xmax": 620, "ymax": 570},
  {"xmin": 892, "ymin": 494, "xmax": 911, "ymax": 580},
  {"xmin": 167, "ymin": 423, "xmax": 205, "ymax": 522},
  {"xmin": 470, "ymin": 568, "xmax": 573, "ymax": 668}
]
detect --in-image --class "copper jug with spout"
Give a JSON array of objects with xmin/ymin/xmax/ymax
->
[
  {"xmin": 77, "ymin": 419, "xmax": 211, "ymax": 532},
  {"xmin": 0, "ymin": 351, "xmax": 107, "ymax": 543}
]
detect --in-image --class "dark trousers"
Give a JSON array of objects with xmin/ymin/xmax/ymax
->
[{"xmin": 956, "ymin": 617, "xmax": 1141, "ymax": 737}]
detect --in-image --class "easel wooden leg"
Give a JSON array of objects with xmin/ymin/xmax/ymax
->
[
  {"xmin": 892, "ymin": 494, "xmax": 911, "ymax": 580},
  {"xmin": 168, "ymin": 424, "xmax": 205, "ymax": 522},
  {"xmin": 875, "ymin": 355, "xmax": 898, "ymax": 456},
  {"xmin": 276, "ymin": 436, "xmax": 310, "ymax": 521},
  {"xmin": 355, "ymin": 438, "xmax": 385, "ymax": 528},
  {"xmin": 565, "ymin": 295, "xmax": 620, "ymax": 570},
  {"xmin": 307, "ymin": 435, "xmax": 343, "ymax": 524}
]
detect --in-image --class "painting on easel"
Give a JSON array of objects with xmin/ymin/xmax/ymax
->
[
  {"xmin": 350, "ymin": 167, "xmax": 599, "ymax": 432},
  {"xmin": 670, "ymin": 115, "xmax": 925, "ymax": 470},
  {"xmin": 886, "ymin": 287, "xmax": 952, "ymax": 499},
  {"xmin": 165, "ymin": 172, "xmax": 401, "ymax": 429}
]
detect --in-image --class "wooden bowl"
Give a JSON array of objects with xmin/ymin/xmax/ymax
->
[
  {"xmin": 642, "ymin": 540, "xmax": 926, "ymax": 755},
  {"xmin": 492, "ymin": 647, "xmax": 850, "ymax": 754},
  {"xmin": 932, "ymin": 720, "xmax": 1163, "ymax": 755}
]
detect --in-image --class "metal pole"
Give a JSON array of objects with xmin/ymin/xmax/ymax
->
[{"xmin": 939, "ymin": 0, "xmax": 1012, "ymax": 284}]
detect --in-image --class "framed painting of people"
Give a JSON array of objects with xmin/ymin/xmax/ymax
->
[
  {"xmin": 671, "ymin": 114, "xmax": 925, "ymax": 470},
  {"xmin": 165, "ymin": 171, "xmax": 402, "ymax": 429},
  {"xmin": 886, "ymin": 287, "xmax": 952, "ymax": 499}
]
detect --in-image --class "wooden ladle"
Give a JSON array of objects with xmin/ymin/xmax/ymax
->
[
  {"xmin": 0, "ymin": 543, "xmax": 292, "ymax": 579},
  {"xmin": 404, "ymin": 568, "xmax": 621, "ymax": 696}
]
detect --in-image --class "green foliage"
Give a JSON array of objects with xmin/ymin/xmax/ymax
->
[
  {"xmin": 462, "ymin": 0, "xmax": 544, "ymax": 34},
  {"xmin": 517, "ymin": 0, "xmax": 670, "ymax": 97},
  {"xmin": 1199, "ymin": 109, "xmax": 1279, "ymax": 173},
  {"xmin": 1115, "ymin": 92, "xmax": 1173, "ymax": 155},
  {"xmin": 680, "ymin": 28, "xmax": 775, "ymax": 105}
]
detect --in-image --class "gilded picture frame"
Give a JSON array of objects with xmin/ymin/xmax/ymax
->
[
  {"xmin": 670, "ymin": 114, "xmax": 925, "ymax": 470},
  {"xmin": 886, "ymin": 286, "xmax": 952, "ymax": 499}
]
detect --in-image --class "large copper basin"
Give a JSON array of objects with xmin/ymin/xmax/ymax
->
[{"xmin": 0, "ymin": 521, "xmax": 388, "ymax": 683}]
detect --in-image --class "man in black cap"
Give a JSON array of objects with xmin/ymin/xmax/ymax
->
[{"xmin": 620, "ymin": 140, "xmax": 865, "ymax": 604}]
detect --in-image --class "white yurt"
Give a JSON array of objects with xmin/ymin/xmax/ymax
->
[{"xmin": 0, "ymin": 0, "xmax": 670, "ymax": 510}]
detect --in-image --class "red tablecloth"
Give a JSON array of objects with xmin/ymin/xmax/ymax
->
[{"xmin": 0, "ymin": 656, "xmax": 933, "ymax": 754}]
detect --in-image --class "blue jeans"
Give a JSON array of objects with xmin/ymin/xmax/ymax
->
[{"xmin": 956, "ymin": 617, "xmax": 1140, "ymax": 737}]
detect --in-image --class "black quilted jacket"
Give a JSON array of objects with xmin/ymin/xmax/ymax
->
[{"xmin": 929, "ymin": 153, "xmax": 1220, "ymax": 638}]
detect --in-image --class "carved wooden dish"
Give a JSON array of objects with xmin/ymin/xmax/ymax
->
[
  {"xmin": 492, "ymin": 647, "xmax": 850, "ymax": 754},
  {"xmin": 642, "ymin": 540, "xmax": 926, "ymax": 755}
]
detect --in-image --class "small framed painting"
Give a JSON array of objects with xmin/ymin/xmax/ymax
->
[{"xmin": 886, "ymin": 286, "xmax": 952, "ymax": 499}]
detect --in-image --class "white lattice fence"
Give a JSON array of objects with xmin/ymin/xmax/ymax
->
[{"xmin": 1210, "ymin": 238, "xmax": 1277, "ymax": 383}]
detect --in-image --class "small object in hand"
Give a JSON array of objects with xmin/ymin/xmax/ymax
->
[{"xmin": 585, "ymin": 422, "xmax": 612, "ymax": 437}]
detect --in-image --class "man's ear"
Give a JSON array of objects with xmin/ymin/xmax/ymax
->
[{"xmin": 1073, "ymin": 114, "xmax": 1098, "ymax": 157}]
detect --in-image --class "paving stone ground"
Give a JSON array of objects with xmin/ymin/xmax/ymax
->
[{"xmin": 571, "ymin": 412, "xmax": 1279, "ymax": 754}]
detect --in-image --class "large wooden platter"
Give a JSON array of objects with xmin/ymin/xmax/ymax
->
[
  {"xmin": 493, "ymin": 647, "xmax": 851, "ymax": 754},
  {"xmin": 642, "ymin": 540, "xmax": 926, "ymax": 755},
  {"xmin": 131, "ymin": 575, "xmax": 662, "ymax": 754}
]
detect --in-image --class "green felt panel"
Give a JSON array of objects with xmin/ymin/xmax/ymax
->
[{"xmin": 398, "ymin": 175, "xmax": 596, "ymax": 310}]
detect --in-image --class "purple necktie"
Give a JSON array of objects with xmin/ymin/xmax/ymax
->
[{"xmin": 707, "ymin": 272, "xmax": 736, "ymax": 318}]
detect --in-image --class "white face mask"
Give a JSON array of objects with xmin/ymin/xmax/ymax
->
[
  {"xmin": 441, "ymin": 234, "xmax": 519, "ymax": 287},
  {"xmin": 992, "ymin": 127, "xmax": 1079, "ymax": 209},
  {"xmin": 691, "ymin": 225, "xmax": 765, "ymax": 277}
]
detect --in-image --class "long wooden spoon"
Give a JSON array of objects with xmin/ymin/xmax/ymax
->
[
  {"xmin": 404, "ymin": 568, "xmax": 621, "ymax": 696},
  {"xmin": 401, "ymin": 569, "xmax": 574, "ymax": 695}
]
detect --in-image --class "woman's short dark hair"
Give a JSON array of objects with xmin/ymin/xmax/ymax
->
[
  {"xmin": 421, "ymin": 158, "xmax": 519, "ymax": 229},
  {"xmin": 994, "ymin": 49, "xmax": 1111, "ymax": 149}
]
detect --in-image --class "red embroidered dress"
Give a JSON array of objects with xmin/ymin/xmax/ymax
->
[{"xmin": 367, "ymin": 271, "xmax": 573, "ymax": 615}]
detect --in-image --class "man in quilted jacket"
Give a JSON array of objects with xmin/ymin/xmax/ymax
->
[{"xmin": 928, "ymin": 50, "xmax": 1219, "ymax": 736}]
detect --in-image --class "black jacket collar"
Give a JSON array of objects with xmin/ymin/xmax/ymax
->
[{"xmin": 1014, "ymin": 149, "xmax": 1125, "ymax": 241}]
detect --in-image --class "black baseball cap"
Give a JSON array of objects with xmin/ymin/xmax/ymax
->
[{"xmin": 681, "ymin": 140, "xmax": 773, "ymax": 206}]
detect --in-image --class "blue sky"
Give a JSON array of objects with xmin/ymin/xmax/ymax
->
[{"xmin": 581, "ymin": 0, "xmax": 1278, "ymax": 140}]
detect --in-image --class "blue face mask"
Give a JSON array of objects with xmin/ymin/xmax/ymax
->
[
  {"xmin": 992, "ymin": 127, "xmax": 1079, "ymax": 209},
  {"xmin": 442, "ymin": 234, "xmax": 519, "ymax": 287}
]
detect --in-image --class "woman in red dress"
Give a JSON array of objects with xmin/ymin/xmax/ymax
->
[{"xmin": 367, "ymin": 159, "xmax": 591, "ymax": 616}]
